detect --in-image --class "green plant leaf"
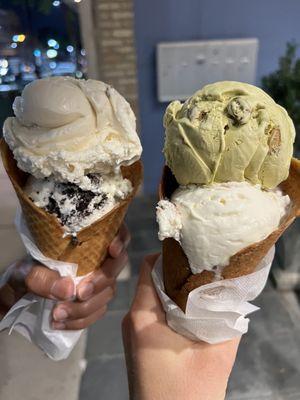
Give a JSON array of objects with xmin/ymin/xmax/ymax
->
[{"xmin": 262, "ymin": 41, "xmax": 300, "ymax": 151}]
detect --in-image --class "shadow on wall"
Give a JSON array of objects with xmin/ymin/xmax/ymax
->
[{"xmin": 134, "ymin": 0, "xmax": 300, "ymax": 193}]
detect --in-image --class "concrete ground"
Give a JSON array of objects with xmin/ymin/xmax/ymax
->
[{"xmin": 1, "ymin": 161, "xmax": 300, "ymax": 400}]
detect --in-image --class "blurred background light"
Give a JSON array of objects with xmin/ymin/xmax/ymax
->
[
  {"xmin": 46, "ymin": 49, "xmax": 58, "ymax": 58},
  {"xmin": 47, "ymin": 39, "xmax": 57, "ymax": 47},
  {"xmin": 33, "ymin": 49, "xmax": 41, "ymax": 57},
  {"xmin": 0, "ymin": 60, "xmax": 8, "ymax": 68},
  {"xmin": 0, "ymin": 68, "xmax": 8, "ymax": 76},
  {"xmin": 66, "ymin": 45, "xmax": 74, "ymax": 53},
  {"xmin": 12, "ymin": 34, "xmax": 25, "ymax": 43},
  {"xmin": 18, "ymin": 34, "xmax": 25, "ymax": 42}
]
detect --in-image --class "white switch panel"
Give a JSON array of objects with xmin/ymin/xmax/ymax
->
[{"xmin": 157, "ymin": 38, "xmax": 259, "ymax": 102}]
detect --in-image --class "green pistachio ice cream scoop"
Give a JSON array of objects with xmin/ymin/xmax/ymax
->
[{"xmin": 163, "ymin": 81, "xmax": 295, "ymax": 189}]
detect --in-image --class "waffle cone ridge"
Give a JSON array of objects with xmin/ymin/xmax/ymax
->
[
  {"xmin": 159, "ymin": 159, "xmax": 300, "ymax": 311},
  {"xmin": 1, "ymin": 139, "xmax": 143, "ymax": 276}
]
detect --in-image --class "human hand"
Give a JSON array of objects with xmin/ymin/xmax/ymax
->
[
  {"xmin": 0, "ymin": 224, "xmax": 131, "ymax": 330},
  {"xmin": 122, "ymin": 254, "xmax": 240, "ymax": 400}
]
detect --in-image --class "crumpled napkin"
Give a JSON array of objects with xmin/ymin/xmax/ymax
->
[
  {"xmin": 152, "ymin": 247, "xmax": 275, "ymax": 343},
  {"xmin": 0, "ymin": 209, "xmax": 87, "ymax": 361}
]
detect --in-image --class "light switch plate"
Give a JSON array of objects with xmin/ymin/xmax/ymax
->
[{"xmin": 157, "ymin": 38, "xmax": 259, "ymax": 102}]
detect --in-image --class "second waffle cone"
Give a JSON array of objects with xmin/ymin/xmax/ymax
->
[{"xmin": 159, "ymin": 160, "xmax": 300, "ymax": 311}]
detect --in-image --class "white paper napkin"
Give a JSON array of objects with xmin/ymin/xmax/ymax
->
[
  {"xmin": 152, "ymin": 247, "xmax": 275, "ymax": 344},
  {"xmin": 0, "ymin": 209, "xmax": 87, "ymax": 361}
]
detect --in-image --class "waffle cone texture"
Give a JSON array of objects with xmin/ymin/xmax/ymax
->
[
  {"xmin": 0, "ymin": 139, "xmax": 143, "ymax": 276},
  {"xmin": 159, "ymin": 160, "xmax": 300, "ymax": 312}
]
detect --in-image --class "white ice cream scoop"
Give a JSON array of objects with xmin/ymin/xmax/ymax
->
[{"xmin": 157, "ymin": 181, "xmax": 290, "ymax": 274}]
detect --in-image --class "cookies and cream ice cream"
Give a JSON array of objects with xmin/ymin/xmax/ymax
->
[
  {"xmin": 3, "ymin": 76, "xmax": 142, "ymax": 184},
  {"xmin": 164, "ymin": 81, "xmax": 295, "ymax": 189},
  {"xmin": 25, "ymin": 173, "xmax": 132, "ymax": 234},
  {"xmin": 157, "ymin": 182, "xmax": 290, "ymax": 274}
]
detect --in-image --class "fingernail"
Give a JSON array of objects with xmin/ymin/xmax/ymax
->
[
  {"xmin": 53, "ymin": 307, "xmax": 68, "ymax": 321},
  {"xmin": 52, "ymin": 322, "xmax": 65, "ymax": 330},
  {"xmin": 51, "ymin": 277, "xmax": 74, "ymax": 300},
  {"xmin": 78, "ymin": 283, "xmax": 94, "ymax": 300}
]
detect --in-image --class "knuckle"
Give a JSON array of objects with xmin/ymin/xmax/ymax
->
[
  {"xmin": 126, "ymin": 309, "xmax": 149, "ymax": 333},
  {"xmin": 73, "ymin": 318, "xmax": 87, "ymax": 330},
  {"xmin": 106, "ymin": 277, "xmax": 115, "ymax": 288},
  {"xmin": 79, "ymin": 301, "xmax": 90, "ymax": 316},
  {"xmin": 25, "ymin": 267, "xmax": 41, "ymax": 290},
  {"xmin": 121, "ymin": 310, "xmax": 142, "ymax": 336}
]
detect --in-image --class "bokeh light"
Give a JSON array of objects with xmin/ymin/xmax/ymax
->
[
  {"xmin": 48, "ymin": 39, "xmax": 57, "ymax": 48},
  {"xmin": 66, "ymin": 45, "xmax": 74, "ymax": 53},
  {"xmin": 46, "ymin": 49, "xmax": 58, "ymax": 58},
  {"xmin": 33, "ymin": 49, "xmax": 41, "ymax": 57}
]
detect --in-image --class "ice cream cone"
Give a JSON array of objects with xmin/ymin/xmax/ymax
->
[
  {"xmin": 159, "ymin": 160, "xmax": 300, "ymax": 311},
  {"xmin": 0, "ymin": 139, "xmax": 143, "ymax": 276}
]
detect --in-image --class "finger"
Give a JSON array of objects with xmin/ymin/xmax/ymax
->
[
  {"xmin": 119, "ymin": 223, "xmax": 131, "ymax": 248},
  {"xmin": 76, "ymin": 265, "xmax": 116, "ymax": 301},
  {"xmin": 25, "ymin": 265, "xmax": 74, "ymax": 300},
  {"xmin": 109, "ymin": 224, "xmax": 131, "ymax": 258},
  {"xmin": 131, "ymin": 253, "xmax": 161, "ymax": 313},
  {"xmin": 102, "ymin": 249, "xmax": 129, "ymax": 278},
  {"xmin": 76, "ymin": 250, "xmax": 128, "ymax": 301},
  {"xmin": 52, "ymin": 305, "xmax": 107, "ymax": 330},
  {"xmin": 53, "ymin": 285, "xmax": 115, "ymax": 322}
]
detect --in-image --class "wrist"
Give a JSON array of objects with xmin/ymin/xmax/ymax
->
[{"xmin": 132, "ymin": 347, "xmax": 230, "ymax": 400}]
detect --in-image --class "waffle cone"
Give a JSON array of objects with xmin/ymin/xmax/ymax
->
[
  {"xmin": 159, "ymin": 160, "xmax": 300, "ymax": 311},
  {"xmin": 0, "ymin": 139, "xmax": 143, "ymax": 276}
]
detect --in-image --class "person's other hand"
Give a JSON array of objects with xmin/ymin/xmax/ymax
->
[
  {"xmin": 0, "ymin": 224, "xmax": 131, "ymax": 330},
  {"xmin": 122, "ymin": 254, "xmax": 240, "ymax": 400}
]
